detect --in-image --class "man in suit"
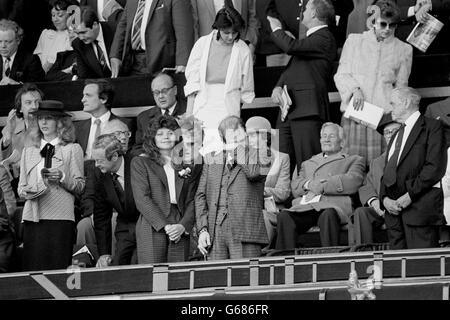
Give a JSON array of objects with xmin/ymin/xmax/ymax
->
[
  {"xmin": 425, "ymin": 96, "xmax": 450, "ymax": 146},
  {"xmin": 109, "ymin": 0, "xmax": 194, "ymax": 77},
  {"xmin": 72, "ymin": 6, "xmax": 114, "ymax": 79},
  {"xmin": 91, "ymin": 132, "xmax": 139, "ymax": 266},
  {"xmin": 276, "ymin": 122, "xmax": 365, "ymax": 249},
  {"xmin": 196, "ymin": 116, "xmax": 270, "ymax": 260},
  {"xmin": 380, "ymin": 87, "xmax": 447, "ymax": 249},
  {"xmin": 0, "ymin": 19, "xmax": 44, "ymax": 85},
  {"xmin": 353, "ymin": 115, "xmax": 402, "ymax": 244},
  {"xmin": 268, "ymin": 0, "xmax": 337, "ymax": 174},
  {"xmin": 132, "ymin": 72, "xmax": 186, "ymax": 155},
  {"xmin": 191, "ymin": 0, "xmax": 259, "ymax": 54},
  {"xmin": 74, "ymin": 79, "xmax": 133, "ymax": 159}
]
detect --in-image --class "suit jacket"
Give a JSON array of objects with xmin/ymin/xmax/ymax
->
[
  {"xmin": 74, "ymin": 112, "xmax": 134, "ymax": 155},
  {"xmin": 133, "ymin": 99, "xmax": 186, "ymax": 154},
  {"xmin": 0, "ymin": 46, "xmax": 44, "ymax": 83},
  {"xmin": 271, "ymin": 27, "xmax": 337, "ymax": 121},
  {"xmin": 195, "ymin": 147, "xmax": 269, "ymax": 245},
  {"xmin": 86, "ymin": 153, "xmax": 139, "ymax": 256},
  {"xmin": 289, "ymin": 151, "xmax": 365, "ymax": 222},
  {"xmin": 425, "ymin": 97, "xmax": 450, "ymax": 147},
  {"xmin": 72, "ymin": 22, "xmax": 114, "ymax": 79},
  {"xmin": 359, "ymin": 152, "xmax": 386, "ymax": 206},
  {"xmin": 45, "ymin": 50, "xmax": 77, "ymax": 82},
  {"xmin": 380, "ymin": 115, "xmax": 447, "ymax": 226},
  {"xmin": 110, "ymin": 0, "xmax": 194, "ymax": 76},
  {"xmin": 190, "ymin": 0, "xmax": 259, "ymax": 46}
]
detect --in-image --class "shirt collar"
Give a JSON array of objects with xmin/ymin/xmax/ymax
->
[
  {"xmin": 3, "ymin": 51, "xmax": 16, "ymax": 66},
  {"xmin": 306, "ymin": 25, "xmax": 327, "ymax": 37},
  {"xmin": 161, "ymin": 102, "xmax": 177, "ymax": 116},
  {"xmin": 91, "ymin": 110, "xmax": 111, "ymax": 124},
  {"xmin": 40, "ymin": 137, "xmax": 60, "ymax": 150},
  {"xmin": 115, "ymin": 156, "xmax": 125, "ymax": 178},
  {"xmin": 96, "ymin": 23, "xmax": 104, "ymax": 44},
  {"xmin": 404, "ymin": 110, "xmax": 421, "ymax": 128}
]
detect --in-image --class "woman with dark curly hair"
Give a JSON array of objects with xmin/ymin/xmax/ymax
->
[
  {"xmin": 131, "ymin": 115, "xmax": 197, "ymax": 264},
  {"xmin": 18, "ymin": 100, "xmax": 84, "ymax": 271}
]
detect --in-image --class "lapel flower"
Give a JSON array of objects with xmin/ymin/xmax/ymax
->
[{"xmin": 178, "ymin": 166, "xmax": 192, "ymax": 179}]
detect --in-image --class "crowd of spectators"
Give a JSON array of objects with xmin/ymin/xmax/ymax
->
[{"xmin": 0, "ymin": 0, "xmax": 450, "ymax": 273}]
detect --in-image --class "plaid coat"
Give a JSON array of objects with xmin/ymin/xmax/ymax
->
[{"xmin": 195, "ymin": 147, "xmax": 269, "ymax": 245}]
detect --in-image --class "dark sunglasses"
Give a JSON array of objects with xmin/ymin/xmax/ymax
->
[{"xmin": 377, "ymin": 20, "xmax": 398, "ymax": 30}]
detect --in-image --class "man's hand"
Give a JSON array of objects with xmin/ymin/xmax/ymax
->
[
  {"xmin": 271, "ymin": 86, "xmax": 283, "ymax": 105},
  {"xmin": 267, "ymin": 16, "xmax": 282, "ymax": 32},
  {"xmin": 308, "ymin": 180, "xmax": 324, "ymax": 195},
  {"xmin": 96, "ymin": 254, "xmax": 112, "ymax": 268},
  {"xmin": 0, "ymin": 77, "xmax": 19, "ymax": 86},
  {"xmin": 383, "ymin": 197, "xmax": 402, "ymax": 215},
  {"xmin": 198, "ymin": 230, "xmax": 211, "ymax": 256},
  {"xmin": 110, "ymin": 57, "xmax": 122, "ymax": 78},
  {"xmin": 3, "ymin": 109, "xmax": 16, "ymax": 147},
  {"xmin": 352, "ymin": 88, "xmax": 364, "ymax": 111},
  {"xmin": 415, "ymin": 0, "xmax": 432, "ymax": 23},
  {"xmin": 396, "ymin": 193, "xmax": 412, "ymax": 210},
  {"xmin": 371, "ymin": 199, "xmax": 385, "ymax": 217},
  {"xmin": 165, "ymin": 224, "xmax": 185, "ymax": 241},
  {"xmin": 175, "ymin": 65, "xmax": 186, "ymax": 73}
]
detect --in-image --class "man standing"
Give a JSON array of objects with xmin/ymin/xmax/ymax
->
[
  {"xmin": 109, "ymin": 0, "xmax": 194, "ymax": 77},
  {"xmin": 380, "ymin": 87, "xmax": 447, "ymax": 249},
  {"xmin": 75, "ymin": 79, "xmax": 133, "ymax": 159},
  {"xmin": 0, "ymin": 19, "xmax": 44, "ymax": 85},
  {"xmin": 132, "ymin": 72, "xmax": 186, "ymax": 155},
  {"xmin": 353, "ymin": 115, "xmax": 401, "ymax": 244},
  {"xmin": 72, "ymin": 6, "xmax": 115, "ymax": 79},
  {"xmin": 268, "ymin": 0, "xmax": 337, "ymax": 174},
  {"xmin": 196, "ymin": 116, "xmax": 270, "ymax": 260}
]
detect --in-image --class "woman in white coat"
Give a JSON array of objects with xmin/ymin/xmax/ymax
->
[{"xmin": 184, "ymin": 0, "xmax": 255, "ymax": 155}]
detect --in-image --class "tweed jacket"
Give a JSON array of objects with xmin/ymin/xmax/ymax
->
[
  {"xmin": 358, "ymin": 152, "xmax": 386, "ymax": 206},
  {"xmin": 289, "ymin": 151, "xmax": 365, "ymax": 222},
  {"xmin": 265, "ymin": 150, "xmax": 291, "ymax": 204},
  {"xmin": 18, "ymin": 142, "xmax": 85, "ymax": 222},
  {"xmin": 195, "ymin": 147, "xmax": 269, "ymax": 245}
]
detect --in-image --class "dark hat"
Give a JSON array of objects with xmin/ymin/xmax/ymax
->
[
  {"xmin": 376, "ymin": 113, "xmax": 398, "ymax": 135},
  {"xmin": 30, "ymin": 100, "xmax": 72, "ymax": 117}
]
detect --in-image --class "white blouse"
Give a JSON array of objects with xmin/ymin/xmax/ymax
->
[{"xmin": 34, "ymin": 29, "xmax": 73, "ymax": 71}]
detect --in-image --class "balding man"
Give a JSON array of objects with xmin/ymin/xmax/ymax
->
[{"xmin": 380, "ymin": 87, "xmax": 447, "ymax": 249}]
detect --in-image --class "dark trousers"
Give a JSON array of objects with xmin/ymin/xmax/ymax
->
[
  {"xmin": 352, "ymin": 207, "xmax": 385, "ymax": 244},
  {"xmin": 112, "ymin": 219, "xmax": 137, "ymax": 266},
  {"xmin": 277, "ymin": 116, "xmax": 322, "ymax": 175},
  {"xmin": 276, "ymin": 208, "xmax": 341, "ymax": 249},
  {"xmin": 384, "ymin": 212, "xmax": 440, "ymax": 249},
  {"xmin": 0, "ymin": 228, "xmax": 14, "ymax": 273}
]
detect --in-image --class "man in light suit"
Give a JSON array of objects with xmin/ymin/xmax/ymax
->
[
  {"xmin": 132, "ymin": 72, "xmax": 186, "ymax": 155},
  {"xmin": 353, "ymin": 114, "xmax": 402, "ymax": 244},
  {"xmin": 268, "ymin": 0, "xmax": 337, "ymax": 174},
  {"xmin": 380, "ymin": 87, "xmax": 447, "ymax": 249},
  {"xmin": 72, "ymin": 6, "xmax": 115, "ymax": 79},
  {"xmin": 425, "ymin": 96, "xmax": 450, "ymax": 146},
  {"xmin": 109, "ymin": 0, "xmax": 194, "ymax": 77},
  {"xmin": 190, "ymin": 0, "xmax": 259, "ymax": 54},
  {"xmin": 276, "ymin": 122, "xmax": 365, "ymax": 249},
  {"xmin": 196, "ymin": 116, "xmax": 270, "ymax": 260},
  {"xmin": 74, "ymin": 79, "xmax": 134, "ymax": 159}
]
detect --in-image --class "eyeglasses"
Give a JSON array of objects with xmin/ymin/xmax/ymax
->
[
  {"xmin": 152, "ymin": 85, "xmax": 175, "ymax": 96},
  {"xmin": 377, "ymin": 20, "xmax": 398, "ymax": 30},
  {"xmin": 113, "ymin": 131, "xmax": 132, "ymax": 138}
]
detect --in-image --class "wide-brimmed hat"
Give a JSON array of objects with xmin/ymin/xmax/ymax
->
[
  {"xmin": 30, "ymin": 100, "xmax": 72, "ymax": 117},
  {"xmin": 376, "ymin": 113, "xmax": 399, "ymax": 135}
]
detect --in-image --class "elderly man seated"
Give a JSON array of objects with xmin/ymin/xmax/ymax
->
[{"xmin": 275, "ymin": 122, "xmax": 366, "ymax": 249}]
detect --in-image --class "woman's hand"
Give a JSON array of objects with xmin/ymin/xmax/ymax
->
[
  {"xmin": 352, "ymin": 88, "xmax": 364, "ymax": 111},
  {"xmin": 42, "ymin": 168, "xmax": 63, "ymax": 183}
]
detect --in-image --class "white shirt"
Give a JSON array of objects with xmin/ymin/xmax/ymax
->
[
  {"xmin": 388, "ymin": 110, "xmax": 421, "ymax": 163},
  {"xmin": 160, "ymin": 102, "xmax": 176, "ymax": 116},
  {"xmin": 163, "ymin": 157, "xmax": 177, "ymax": 204},
  {"xmin": 37, "ymin": 137, "xmax": 61, "ymax": 183},
  {"xmin": 306, "ymin": 25, "xmax": 327, "ymax": 37},
  {"xmin": 97, "ymin": 0, "xmax": 106, "ymax": 21},
  {"xmin": 114, "ymin": 156, "xmax": 125, "ymax": 190},
  {"xmin": 131, "ymin": 0, "xmax": 154, "ymax": 50},
  {"xmin": 85, "ymin": 111, "xmax": 112, "ymax": 159},
  {"xmin": 92, "ymin": 24, "xmax": 111, "ymax": 70},
  {"xmin": 2, "ymin": 51, "xmax": 16, "ymax": 78}
]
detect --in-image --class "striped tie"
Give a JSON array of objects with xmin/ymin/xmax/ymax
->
[
  {"xmin": 4, "ymin": 58, "xmax": 11, "ymax": 78},
  {"xmin": 131, "ymin": 0, "xmax": 146, "ymax": 50}
]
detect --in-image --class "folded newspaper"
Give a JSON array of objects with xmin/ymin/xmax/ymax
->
[
  {"xmin": 300, "ymin": 193, "xmax": 321, "ymax": 205},
  {"xmin": 343, "ymin": 98, "xmax": 384, "ymax": 130},
  {"xmin": 279, "ymin": 85, "xmax": 292, "ymax": 122},
  {"xmin": 407, "ymin": 13, "xmax": 444, "ymax": 53}
]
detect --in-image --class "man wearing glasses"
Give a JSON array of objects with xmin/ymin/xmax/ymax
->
[{"xmin": 132, "ymin": 72, "xmax": 186, "ymax": 155}]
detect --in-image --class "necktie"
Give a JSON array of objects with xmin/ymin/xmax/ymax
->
[
  {"xmin": 93, "ymin": 40, "xmax": 108, "ymax": 71},
  {"xmin": 163, "ymin": 109, "xmax": 170, "ymax": 116},
  {"xmin": 382, "ymin": 124, "xmax": 405, "ymax": 187},
  {"xmin": 111, "ymin": 172, "xmax": 125, "ymax": 206},
  {"xmin": 4, "ymin": 58, "xmax": 11, "ymax": 78},
  {"xmin": 94, "ymin": 118, "xmax": 101, "ymax": 140},
  {"xmin": 40, "ymin": 143, "xmax": 55, "ymax": 168},
  {"xmin": 131, "ymin": 0, "xmax": 146, "ymax": 50},
  {"xmin": 298, "ymin": 0, "xmax": 307, "ymax": 39}
]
